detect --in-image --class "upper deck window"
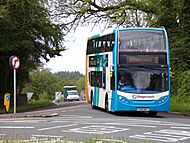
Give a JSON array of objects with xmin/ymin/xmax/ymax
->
[
  {"xmin": 119, "ymin": 30, "xmax": 166, "ymax": 52},
  {"xmin": 87, "ymin": 34, "xmax": 115, "ymax": 54}
]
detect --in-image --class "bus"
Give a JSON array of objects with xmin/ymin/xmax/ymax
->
[{"xmin": 85, "ymin": 27, "xmax": 170, "ymax": 115}]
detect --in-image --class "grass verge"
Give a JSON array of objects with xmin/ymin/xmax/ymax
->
[
  {"xmin": 0, "ymin": 100, "xmax": 55, "ymax": 114},
  {"xmin": 170, "ymin": 103, "xmax": 190, "ymax": 114},
  {"xmin": 170, "ymin": 96, "xmax": 190, "ymax": 115}
]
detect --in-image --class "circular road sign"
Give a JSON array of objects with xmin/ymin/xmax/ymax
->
[{"xmin": 9, "ymin": 56, "xmax": 20, "ymax": 69}]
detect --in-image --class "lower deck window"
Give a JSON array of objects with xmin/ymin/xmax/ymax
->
[{"xmin": 90, "ymin": 71, "xmax": 102, "ymax": 88}]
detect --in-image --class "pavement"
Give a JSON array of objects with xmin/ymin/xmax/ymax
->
[{"xmin": 0, "ymin": 101, "xmax": 89, "ymax": 118}]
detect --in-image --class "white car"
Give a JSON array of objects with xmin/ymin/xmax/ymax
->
[{"xmin": 67, "ymin": 91, "xmax": 79, "ymax": 101}]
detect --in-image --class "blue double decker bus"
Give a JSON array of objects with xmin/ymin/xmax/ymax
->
[{"xmin": 85, "ymin": 27, "xmax": 170, "ymax": 115}]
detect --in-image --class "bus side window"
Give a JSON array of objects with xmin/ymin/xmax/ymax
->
[
  {"xmin": 110, "ymin": 34, "xmax": 115, "ymax": 51},
  {"xmin": 87, "ymin": 39, "xmax": 93, "ymax": 54},
  {"xmin": 96, "ymin": 71, "xmax": 102, "ymax": 88},
  {"xmin": 90, "ymin": 39, "xmax": 95, "ymax": 54},
  {"xmin": 90, "ymin": 71, "xmax": 95, "ymax": 86}
]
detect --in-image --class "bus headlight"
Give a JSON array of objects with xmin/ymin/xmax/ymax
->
[
  {"xmin": 118, "ymin": 95, "xmax": 128, "ymax": 103},
  {"xmin": 158, "ymin": 96, "xmax": 168, "ymax": 104}
]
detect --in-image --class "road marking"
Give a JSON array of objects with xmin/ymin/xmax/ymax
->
[
  {"xmin": 32, "ymin": 135, "xmax": 63, "ymax": 138},
  {"xmin": 130, "ymin": 129, "xmax": 190, "ymax": 142},
  {"xmin": 38, "ymin": 124, "xmax": 78, "ymax": 131},
  {"xmin": 62, "ymin": 115, "xmax": 92, "ymax": 119},
  {"xmin": 0, "ymin": 126, "xmax": 34, "ymax": 129},
  {"xmin": 0, "ymin": 120, "xmax": 46, "ymax": 123},
  {"xmin": 155, "ymin": 129, "xmax": 190, "ymax": 136},
  {"xmin": 105, "ymin": 123, "xmax": 156, "ymax": 128},
  {"xmin": 171, "ymin": 126, "xmax": 190, "ymax": 130},
  {"xmin": 62, "ymin": 109, "xmax": 81, "ymax": 112},
  {"xmin": 94, "ymin": 138, "xmax": 127, "ymax": 143},
  {"xmin": 62, "ymin": 125, "xmax": 129, "ymax": 134}
]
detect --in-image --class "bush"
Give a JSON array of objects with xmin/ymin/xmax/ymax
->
[{"xmin": 171, "ymin": 70, "xmax": 190, "ymax": 103}]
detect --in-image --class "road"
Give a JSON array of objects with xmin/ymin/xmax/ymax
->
[{"xmin": 0, "ymin": 101, "xmax": 190, "ymax": 143}]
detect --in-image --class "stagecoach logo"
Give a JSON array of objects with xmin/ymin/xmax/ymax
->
[{"xmin": 132, "ymin": 95, "xmax": 155, "ymax": 99}]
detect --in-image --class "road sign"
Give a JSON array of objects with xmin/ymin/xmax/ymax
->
[
  {"xmin": 9, "ymin": 56, "xmax": 20, "ymax": 69},
  {"xmin": 55, "ymin": 92, "xmax": 62, "ymax": 101},
  {"xmin": 4, "ymin": 93, "xmax": 11, "ymax": 113},
  {"xmin": 9, "ymin": 55, "xmax": 20, "ymax": 114}
]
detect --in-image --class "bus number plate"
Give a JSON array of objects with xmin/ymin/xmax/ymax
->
[{"xmin": 137, "ymin": 108, "xmax": 149, "ymax": 111}]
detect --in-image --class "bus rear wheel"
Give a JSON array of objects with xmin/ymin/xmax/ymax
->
[
  {"xmin": 91, "ymin": 91, "xmax": 95, "ymax": 109},
  {"xmin": 105, "ymin": 95, "xmax": 109, "ymax": 113}
]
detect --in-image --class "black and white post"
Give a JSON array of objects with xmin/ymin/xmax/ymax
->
[{"xmin": 9, "ymin": 56, "xmax": 20, "ymax": 114}]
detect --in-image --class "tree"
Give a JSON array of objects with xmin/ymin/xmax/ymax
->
[
  {"xmin": 54, "ymin": 71, "xmax": 85, "ymax": 93},
  {"xmin": 48, "ymin": 0, "xmax": 153, "ymax": 32},
  {"xmin": 22, "ymin": 69, "xmax": 64, "ymax": 100},
  {"xmin": 55, "ymin": 71, "xmax": 83, "ymax": 82},
  {"xmin": 75, "ymin": 76, "xmax": 85, "ymax": 94},
  {"xmin": 0, "ymin": 0, "xmax": 65, "ymax": 98}
]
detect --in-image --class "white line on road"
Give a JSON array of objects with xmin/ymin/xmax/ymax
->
[
  {"xmin": 62, "ymin": 115, "xmax": 92, "ymax": 119},
  {"xmin": 155, "ymin": 129, "xmax": 190, "ymax": 136},
  {"xmin": 32, "ymin": 135, "xmax": 63, "ymax": 138},
  {"xmin": 38, "ymin": 124, "xmax": 78, "ymax": 131},
  {"xmin": 94, "ymin": 138, "xmax": 127, "ymax": 143},
  {"xmin": 105, "ymin": 123, "xmax": 156, "ymax": 128},
  {"xmin": 130, "ymin": 129, "xmax": 190, "ymax": 142},
  {"xmin": 171, "ymin": 126, "xmax": 190, "ymax": 130},
  {"xmin": 62, "ymin": 125, "xmax": 129, "ymax": 134},
  {"xmin": 0, "ymin": 126, "xmax": 34, "ymax": 129},
  {"xmin": 0, "ymin": 120, "xmax": 46, "ymax": 123}
]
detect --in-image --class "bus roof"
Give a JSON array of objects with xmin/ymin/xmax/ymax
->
[{"xmin": 88, "ymin": 27, "xmax": 165, "ymax": 40}]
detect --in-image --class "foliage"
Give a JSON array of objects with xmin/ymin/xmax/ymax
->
[
  {"xmin": 150, "ymin": 0, "xmax": 190, "ymax": 72},
  {"xmin": 171, "ymin": 70, "xmax": 190, "ymax": 103},
  {"xmin": 170, "ymin": 102, "xmax": 190, "ymax": 114},
  {"xmin": 75, "ymin": 76, "xmax": 85, "ymax": 94},
  {"xmin": 22, "ymin": 69, "xmax": 64, "ymax": 100},
  {"xmin": 22, "ymin": 69, "xmax": 85, "ymax": 101},
  {"xmin": 55, "ymin": 71, "xmax": 85, "ymax": 93},
  {"xmin": 0, "ymin": 0, "xmax": 65, "ymax": 99},
  {"xmin": 47, "ymin": 0, "xmax": 154, "ymax": 32},
  {"xmin": 55, "ymin": 71, "xmax": 83, "ymax": 84}
]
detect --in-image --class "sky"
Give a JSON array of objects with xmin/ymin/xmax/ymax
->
[{"xmin": 43, "ymin": 25, "xmax": 104, "ymax": 75}]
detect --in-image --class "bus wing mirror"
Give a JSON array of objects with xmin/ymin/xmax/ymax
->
[{"xmin": 110, "ymin": 65, "xmax": 114, "ymax": 72}]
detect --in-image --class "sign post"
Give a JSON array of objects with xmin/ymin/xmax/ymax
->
[{"xmin": 9, "ymin": 56, "xmax": 20, "ymax": 114}]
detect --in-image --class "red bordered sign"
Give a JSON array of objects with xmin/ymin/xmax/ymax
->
[{"xmin": 9, "ymin": 56, "xmax": 20, "ymax": 69}]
